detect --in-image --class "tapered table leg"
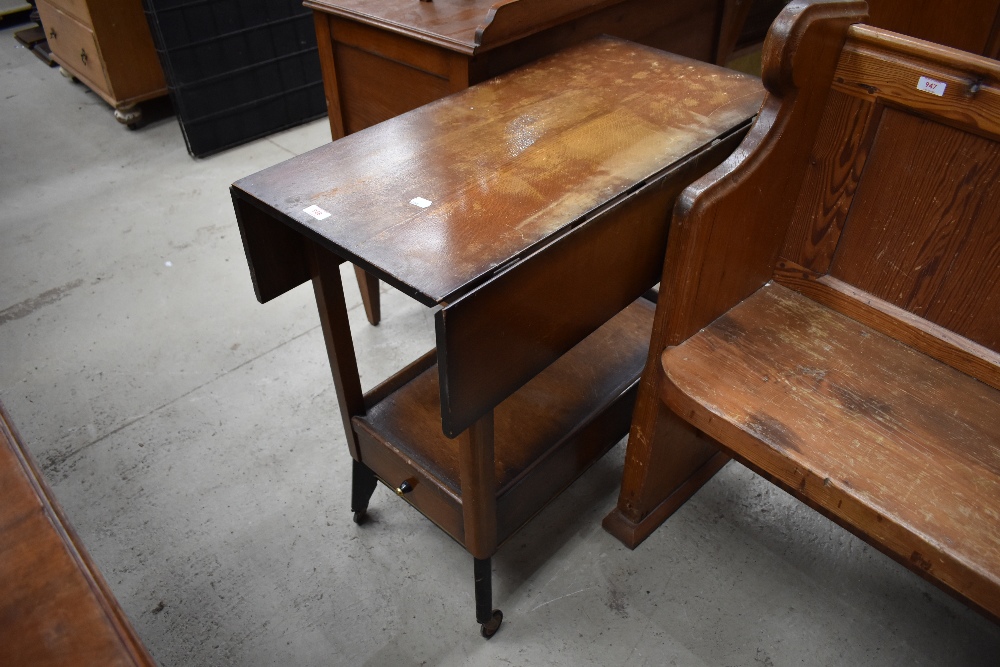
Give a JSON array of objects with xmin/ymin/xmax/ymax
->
[{"xmin": 354, "ymin": 266, "xmax": 381, "ymax": 326}]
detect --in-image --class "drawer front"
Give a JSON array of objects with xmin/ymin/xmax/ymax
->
[
  {"xmin": 45, "ymin": 0, "xmax": 92, "ymax": 26},
  {"xmin": 353, "ymin": 422, "xmax": 465, "ymax": 546},
  {"xmin": 36, "ymin": 0, "xmax": 111, "ymax": 98}
]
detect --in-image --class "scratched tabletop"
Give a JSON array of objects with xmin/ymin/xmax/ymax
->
[{"xmin": 232, "ymin": 36, "xmax": 763, "ymax": 305}]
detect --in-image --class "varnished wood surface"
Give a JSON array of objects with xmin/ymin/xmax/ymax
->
[
  {"xmin": 829, "ymin": 109, "xmax": 1000, "ymax": 351},
  {"xmin": 354, "ymin": 299, "xmax": 652, "ymax": 549},
  {"xmin": 85, "ymin": 0, "xmax": 166, "ymax": 104},
  {"xmin": 782, "ymin": 26, "xmax": 1000, "ymax": 353},
  {"xmin": 833, "ymin": 25, "xmax": 1000, "ymax": 138},
  {"xmin": 305, "ymin": 0, "xmax": 619, "ymax": 53},
  {"xmin": 780, "ymin": 89, "xmax": 874, "ymax": 274},
  {"xmin": 233, "ymin": 36, "xmax": 762, "ymax": 306},
  {"xmin": 0, "ymin": 403, "xmax": 155, "ymax": 667},
  {"xmin": 774, "ymin": 261, "xmax": 1000, "ymax": 393},
  {"xmin": 457, "ymin": 411, "xmax": 498, "ymax": 559},
  {"xmin": 660, "ymin": 283, "xmax": 1000, "ymax": 619},
  {"xmin": 604, "ymin": 0, "xmax": 867, "ymax": 548},
  {"xmin": 327, "ymin": 19, "xmax": 462, "ymax": 135},
  {"xmin": 232, "ymin": 196, "xmax": 311, "ymax": 304},
  {"xmin": 359, "ymin": 300, "xmax": 652, "ymax": 497},
  {"xmin": 609, "ymin": 2, "xmax": 1000, "ymax": 624},
  {"xmin": 435, "ymin": 128, "xmax": 747, "ymax": 438},
  {"xmin": 311, "ymin": 0, "xmax": 754, "ymax": 326},
  {"xmin": 309, "ymin": 243, "xmax": 365, "ymax": 460},
  {"xmin": 316, "ymin": 0, "xmax": 737, "ymax": 138},
  {"xmin": 867, "ymin": 0, "xmax": 1000, "ymax": 57}
]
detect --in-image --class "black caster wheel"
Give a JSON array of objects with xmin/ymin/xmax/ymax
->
[
  {"xmin": 352, "ymin": 510, "xmax": 367, "ymax": 525},
  {"xmin": 480, "ymin": 609, "xmax": 503, "ymax": 639}
]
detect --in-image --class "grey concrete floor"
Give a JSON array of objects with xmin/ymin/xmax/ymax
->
[{"xmin": 2, "ymin": 24, "xmax": 1000, "ymax": 667}]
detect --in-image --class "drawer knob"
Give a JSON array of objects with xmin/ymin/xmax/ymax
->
[
  {"xmin": 49, "ymin": 28, "xmax": 57, "ymax": 40},
  {"xmin": 395, "ymin": 480, "xmax": 415, "ymax": 496},
  {"xmin": 80, "ymin": 49, "xmax": 88, "ymax": 66}
]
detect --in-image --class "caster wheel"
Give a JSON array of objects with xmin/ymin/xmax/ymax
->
[
  {"xmin": 353, "ymin": 510, "xmax": 367, "ymax": 525},
  {"xmin": 480, "ymin": 609, "xmax": 503, "ymax": 639},
  {"xmin": 59, "ymin": 67, "xmax": 78, "ymax": 83}
]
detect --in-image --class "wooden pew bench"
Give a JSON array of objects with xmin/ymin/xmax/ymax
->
[{"xmin": 603, "ymin": 0, "xmax": 1000, "ymax": 622}]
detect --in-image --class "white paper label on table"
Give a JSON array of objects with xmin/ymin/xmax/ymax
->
[
  {"xmin": 303, "ymin": 205, "xmax": 331, "ymax": 220},
  {"xmin": 410, "ymin": 197, "xmax": 433, "ymax": 208}
]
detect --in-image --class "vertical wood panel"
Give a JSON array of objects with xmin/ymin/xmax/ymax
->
[
  {"xmin": 830, "ymin": 108, "xmax": 1000, "ymax": 351},
  {"xmin": 781, "ymin": 90, "xmax": 876, "ymax": 272},
  {"xmin": 866, "ymin": 0, "xmax": 1000, "ymax": 57}
]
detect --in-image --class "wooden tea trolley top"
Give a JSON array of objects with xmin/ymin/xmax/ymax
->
[{"xmin": 233, "ymin": 36, "xmax": 762, "ymax": 305}]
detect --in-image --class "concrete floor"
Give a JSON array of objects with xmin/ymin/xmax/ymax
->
[{"xmin": 3, "ymin": 24, "xmax": 1000, "ymax": 667}]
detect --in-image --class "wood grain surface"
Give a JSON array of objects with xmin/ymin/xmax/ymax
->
[
  {"xmin": 604, "ymin": 0, "xmax": 867, "ymax": 548},
  {"xmin": 829, "ymin": 108, "xmax": 1000, "ymax": 351},
  {"xmin": 355, "ymin": 299, "xmax": 653, "ymax": 549},
  {"xmin": 605, "ymin": 0, "xmax": 1000, "ymax": 590},
  {"xmin": 866, "ymin": 0, "xmax": 1000, "ymax": 57},
  {"xmin": 0, "ymin": 403, "xmax": 155, "ymax": 667},
  {"xmin": 435, "ymin": 128, "xmax": 745, "ymax": 437},
  {"xmin": 309, "ymin": 0, "xmax": 755, "ymax": 326},
  {"xmin": 305, "ymin": 0, "xmax": 619, "ymax": 52},
  {"xmin": 359, "ymin": 300, "xmax": 652, "ymax": 497},
  {"xmin": 833, "ymin": 25, "xmax": 1000, "ymax": 137},
  {"xmin": 660, "ymin": 283, "xmax": 1000, "ymax": 619},
  {"xmin": 774, "ymin": 262, "xmax": 1000, "ymax": 392},
  {"xmin": 233, "ymin": 36, "xmax": 762, "ymax": 305}
]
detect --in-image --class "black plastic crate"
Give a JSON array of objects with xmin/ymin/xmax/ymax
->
[{"xmin": 143, "ymin": 0, "xmax": 326, "ymax": 157}]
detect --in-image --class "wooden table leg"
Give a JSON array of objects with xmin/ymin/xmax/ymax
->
[
  {"xmin": 458, "ymin": 410, "xmax": 503, "ymax": 637},
  {"xmin": 353, "ymin": 266, "xmax": 381, "ymax": 326},
  {"xmin": 313, "ymin": 16, "xmax": 381, "ymax": 328},
  {"xmin": 308, "ymin": 243, "xmax": 379, "ymax": 516}
]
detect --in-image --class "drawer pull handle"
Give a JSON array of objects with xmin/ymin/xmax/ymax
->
[
  {"xmin": 80, "ymin": 49, "xmax": 88, "ymax": 66},
  {"xmin": 395, "ymin": 480, "xmax": 414, "ymax": 496},
  {"xmin": 49, "ymin": 28, "xmax": 57, "ymax": 40}
]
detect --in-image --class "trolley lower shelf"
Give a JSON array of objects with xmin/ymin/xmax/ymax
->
[{"xmin": 353, "ymin": 298, "xmax": 655, "ymax": 547}]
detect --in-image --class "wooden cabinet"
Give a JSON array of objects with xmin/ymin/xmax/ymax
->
[
  {"xmin": 35, "ymin": 0, "xmax": 166, "ymax": 125},
  {"xmin": 307, "ymin": 0, "xmax": 741, "ymax": 139}
]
